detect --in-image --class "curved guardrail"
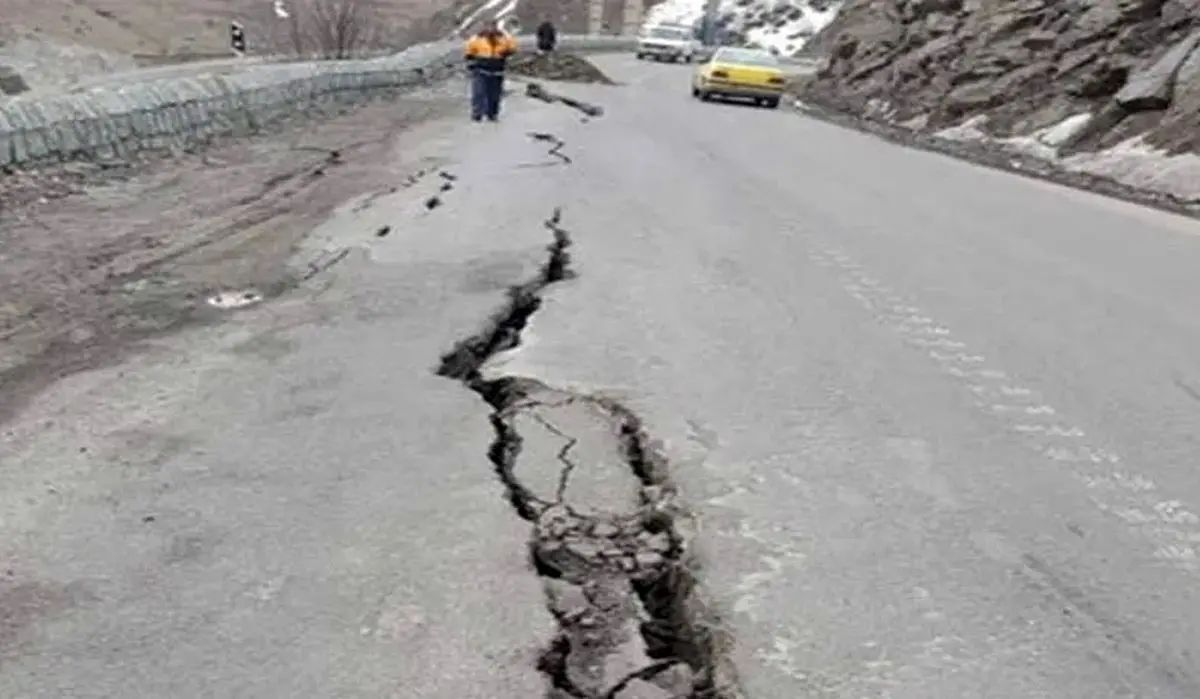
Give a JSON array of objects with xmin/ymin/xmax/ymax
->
[{"xmin": 0, "ymin": 35, "xmax": 637, "ymax": 168}]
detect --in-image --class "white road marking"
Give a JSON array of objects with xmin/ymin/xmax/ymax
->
[
  {"xmin": 988, "ymin": 404, "xmax": 1057, "ymax": 416},
  {"xmin": 917, "ymin": 326, "xmax": 953, "ymax": 337},
  {"xmin": 1014, "ymin": 424, "xmax": 1086, "ymax": 438},
  {"xmin": 929, "ymin": 352, "xmax": 986, "ymax": 364},
  {"xmin": 910, "ymin": 338, "xmax": 967, "ymax": 350},
  {"xmin": 815, "ymin": 245, "xmax": 1200, "ymax": 573}
]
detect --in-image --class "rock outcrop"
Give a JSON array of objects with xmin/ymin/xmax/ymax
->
[{"xmin": 803, "ymin": 0, "xmax": 1200, "ymax": 154}]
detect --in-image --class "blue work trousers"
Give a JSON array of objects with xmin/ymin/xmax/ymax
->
[{"xmin": 470, "ymin": 71, "xmax": 504, "ymax": 121}]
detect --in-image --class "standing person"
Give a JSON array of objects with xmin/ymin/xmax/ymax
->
[
  {"xmin": 536, "ymin": 17, "xmax": 557, "ymax": 54},
  {"xmin": 464, "ymin": 19, "xmax": 518, "ymax": 122}
]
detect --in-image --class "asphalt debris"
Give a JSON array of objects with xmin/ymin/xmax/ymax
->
[
  {"xmin": 526, "ymin": 82, "xmax": 605, "ymax": 118},
  {"xmin": 376, "ymin": 225, "xmax": 391, "ymax": 238},
  {"xmin": 425, "ymin": 196, "xmax": 441, "ymax": 211}
]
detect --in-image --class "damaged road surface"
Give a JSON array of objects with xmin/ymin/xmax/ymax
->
[
  {"xmin": 435, "ymin": 210, "xmax": 736, "ymax": 698},
  {"xmin": 7, "ymin": 53, "xmax": 1200, "ymax": 699}
]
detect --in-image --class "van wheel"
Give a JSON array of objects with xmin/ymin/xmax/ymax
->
[{"xmin": 764, "ymin": 97, "xmax": 780, "ymax": 109}]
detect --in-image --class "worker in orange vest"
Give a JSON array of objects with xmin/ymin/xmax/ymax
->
[{"xmin": 465, "ymin": 20, "xmax": 518, "ymax": 122}]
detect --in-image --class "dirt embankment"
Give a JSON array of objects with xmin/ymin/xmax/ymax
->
[
  {"xmin": 0, "ymin": 83, "xmax": 461, "ymax": 426},
  {"xmin": 802, "ymin": 0, "xmax": 1200, "ymax": 156},
  {"xmin": 509, "ymin": 52, "xmax": 616, "ymax": 84}
]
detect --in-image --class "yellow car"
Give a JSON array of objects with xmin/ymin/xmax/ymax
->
[{"xmin": 692, "ymin": 47, "xmax": 787, "ymax": 108}]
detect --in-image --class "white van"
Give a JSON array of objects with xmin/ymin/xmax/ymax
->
[{"xmin": 636, "ymin": 24, "xmax": 701, "ymax": 63}]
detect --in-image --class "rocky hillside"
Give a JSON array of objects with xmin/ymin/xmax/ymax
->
[{"xmin": 803, "ymin": 0, "xmax": 1200, "ymax": 155}]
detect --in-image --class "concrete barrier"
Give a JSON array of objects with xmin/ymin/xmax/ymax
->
[{"xmin": 0, "ymin": 35, "xmax": 636, "ymax": 168}]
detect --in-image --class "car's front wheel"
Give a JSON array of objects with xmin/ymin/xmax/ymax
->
[{"xmin": 764, "ymin": 97, "xmax": 781, "ymax": 109}]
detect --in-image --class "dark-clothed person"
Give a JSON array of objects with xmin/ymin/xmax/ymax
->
[{"xmin": 536, "ymin": 19, "xmax": 557, "ymax": 53}]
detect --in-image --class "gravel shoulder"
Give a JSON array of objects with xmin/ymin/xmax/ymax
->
[{"xmin": 792, "ymin": 96, "xmax": 1200, "ymax": 220}]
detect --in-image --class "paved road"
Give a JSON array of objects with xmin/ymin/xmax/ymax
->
[{"xmin": 4, "ymin": 54, "xmax": 1200, "ymax": 697}]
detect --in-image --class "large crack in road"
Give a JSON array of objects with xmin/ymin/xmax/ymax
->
[
  {"xmin": 525, "ymin": 82, "xmax": 605, "ymax": 118},
  {"xmin": 436, "ymin": 209, "xmax": 740, "ymax": 698}
]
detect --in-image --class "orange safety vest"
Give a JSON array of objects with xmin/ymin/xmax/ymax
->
[{"xmin": 465, "ymin": 32, "xmax": 518, "ymax": 73}]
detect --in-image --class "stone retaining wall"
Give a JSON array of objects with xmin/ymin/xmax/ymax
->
[{"xmin": 0, "ymin": 36, "xmax": 635, "ymax": 168}]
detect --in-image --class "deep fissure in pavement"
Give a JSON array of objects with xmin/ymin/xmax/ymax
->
[
  {"xmin": 528, "ymin": 132, "xmax": 573, "ymax": 165},
  {"xmin": 435, "ymin": 209, "xmax": 738, "ymax": 698},
  {"xmin": 525, "ymin": 82, "xmax": 605, "ymax": 118}
]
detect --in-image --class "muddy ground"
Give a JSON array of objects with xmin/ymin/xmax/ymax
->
[{"xmin": 0, "ymin": 82, "xmax": 466, "ymax": 426}]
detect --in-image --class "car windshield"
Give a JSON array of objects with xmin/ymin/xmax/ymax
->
[
  {"xmin": 649, "ymin": 27, "xmax": 689, "ymax": 40},
  {"xmin": 713, "ymin": 48, "xmax": 778, "ymax": 66}
]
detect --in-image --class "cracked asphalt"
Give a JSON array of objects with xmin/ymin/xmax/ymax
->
[{"xmin": 5, "ymin": 54, "xmax": 1200, "ymax": 698}]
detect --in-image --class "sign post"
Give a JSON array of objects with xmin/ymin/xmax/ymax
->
[
  {"xmin": 701, "ymin": 0, "xmax": 720, "ymax": 45},
  {"xmin": 230, "ymin": 21, "xmax": 247, "ymax": 56}
]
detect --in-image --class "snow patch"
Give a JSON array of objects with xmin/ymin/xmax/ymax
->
[
  {"xmin": 207, "ymin": 290, "xmax": 263, "ymax": 310},
  {"xmin": 999, "ymin": 113, "xmax": 1094, "ymax": 159},
  {"xmin": 935, "ymin": 114, "xmax": 1200, "ymax": 201},
  {"xmin": 744, "ymin": 3, "xmax": 841, "ymax": 56},
  {"xmin": 454, "ymin": 0, "xmax": 514, "ymax": 35},
  {"xmin": 496, "ymin": 0, "xmax": 519, "ymax": 19},
  {"xmin": 1037, "ymin": 113, "xmax": 1092, "ymax": 147},
  {"xmin": 1064, "ymin": 136, "xmax": 1200, "ymax": 202},
  {"xmin": 936, "ymin": 115, "xmax": 990, "ymax": 142},
  {"xmin": 645, "ymin": 0, "xmax": 708, "ymax": 28},
  {"xmin": 645, "ymin": 0, "xmax": 843, "ymax": 55}
]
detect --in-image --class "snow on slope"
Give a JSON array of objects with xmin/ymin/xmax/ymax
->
[
  {"xmin": 645, "ymin": 0, "xmax": 842, "ymax": 56},
  {"xmin": 455, "ymin": 0, "xmax": 516, "ymax": 34},
  {"xmin": 644, "ymin": 0, "xmax": 707, "ymax": 27},
  {"xmin": 743, "ymin": 2, "xmax": 840, "ymax": 56}
]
